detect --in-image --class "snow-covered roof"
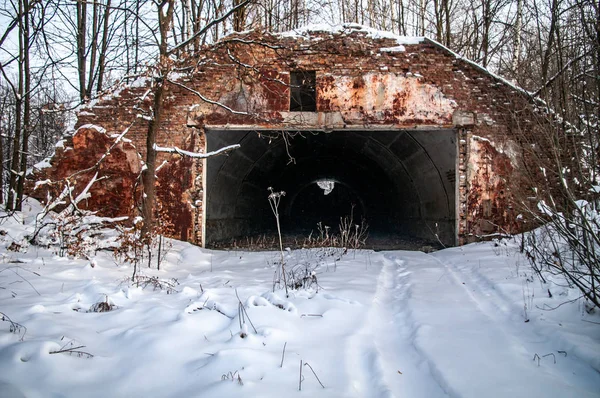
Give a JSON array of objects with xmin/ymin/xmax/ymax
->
[
  {"xmin": 276, "ymin": 23, "xmax": 536, "ymax": 101},
  {"xmin": 422, "ymin": 38, "xmax": 536, "ymax": 100},
  {"xmin": 278, "ymin": 23, "xmax": 425, "ymax": 46}
]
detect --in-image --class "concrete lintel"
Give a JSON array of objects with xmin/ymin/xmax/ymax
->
[
  {"xmin": 204, "ymin": 123, "xmax": 454, "ymax": 131},
  {"xmin": 453, "ymin": 110, "xmax": 476, "ymax": 127}
]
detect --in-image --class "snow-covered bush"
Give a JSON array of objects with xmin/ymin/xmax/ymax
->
[
  {"xmin": 524, "ymin": 199, "xmax": 600, "ymax": 309},
  {"xmin": 113, "ymin": 213, "xmax": 173, "ymax": 281},
  {"xmin": 30, "ymin": 208, "xmax": 123, "ymax": 261},
  {"xmin": 514, "ymin": 72, "xmax": 599, "ymax": 310}
]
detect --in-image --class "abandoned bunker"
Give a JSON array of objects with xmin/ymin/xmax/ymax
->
[{"xmin": 29, "ymin": 24, "xmax": 538, "ymax": 249}]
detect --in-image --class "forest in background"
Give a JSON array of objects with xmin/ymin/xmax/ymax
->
[{"xmin": 0, "ymin": 0, "xmax": 598, "ymax": 212}]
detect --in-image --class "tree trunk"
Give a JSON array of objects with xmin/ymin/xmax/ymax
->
[
  {"xmin": 541, "ymin": 0, "xmax": 560, "ymax": 86},
  {"xmin": 77, "ymin": 0, "xmax": 87, "ymax": 101},
  {"xmin": 7, "ymin": 0, "xmax": 24, "ymax": 211},
  {"xmin": 397, "ymin": 0, "xmax": 405, "ymax": 35},
  {"xmin": 140, "ymin": 0, "xmax": 175, "ymax": 241},
  {"xmin": 134, "ymin": 0, "xmax": 140, "ymax": 73},
  {"xmin": 97, "ymin": 0, "xmax": 112, "ymax": 93},
  {"xmin": 434, "ymin": 0, "xmax": 443, "ymax": 42},
  {"xmin": 481, "ymin": 0, "xmax": 491, "ymax": 67},
  {"xmin": 86, "ymin": 0, "xmax": 99, "ymax": 97},
  {"xmin": 16, "ymin": 0, "xmax": 31, "ymax": 211},
  {"xmin": 140, "ymin": 79, "xmax": 165, "ymax": 240},
  {"xmin": 0, "ymin": 96, "xmax": 5, "ymax": 205},
  {"xmin": 511, "ymin": 0, "xmax": 523, "ymax": 74},
  {"xmin": 444, "ymin": 0, "xmax": 451, "ymax": 46}
]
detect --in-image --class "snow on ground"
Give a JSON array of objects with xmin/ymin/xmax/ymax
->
[{"xmin": 1, "ymin": 208, "xmax": 599, "ymax": 398}]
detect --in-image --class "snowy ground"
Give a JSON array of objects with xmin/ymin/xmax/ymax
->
[{"xmin": 1, "ymin": 208, "xmax": 599, "ymax": 398}]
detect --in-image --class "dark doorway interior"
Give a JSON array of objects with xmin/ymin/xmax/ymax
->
[{"xmin": 205, "ymin": 129, "xmax": 456, "ymax": 248}]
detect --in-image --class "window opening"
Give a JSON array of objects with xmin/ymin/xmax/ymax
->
[{"xmin": 290, "ymin": 71, "xmax": 316, "ymax": 111}]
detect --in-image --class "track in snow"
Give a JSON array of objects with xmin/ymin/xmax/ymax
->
[
  {"xmin": 347, "ymin": 254, "xmax": 449, "ymax": 398},
  {"xmin": 346, "ymin": 250, "xmax": 600, "ymax": 398}
]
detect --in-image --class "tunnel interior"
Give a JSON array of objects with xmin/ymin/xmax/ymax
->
[{"xmin": 205, "ymin": 129, "xmax": 457, "ymax": 248}]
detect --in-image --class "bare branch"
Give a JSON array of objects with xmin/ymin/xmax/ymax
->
[
  {"xmin": 166, "ymin": 78, "xmax": 251, "ymax": 116},
  {"xmin": 167, "ymin": 0, "xmax": 252, "ymax": 55},
  {"xmin": 153, "ymin": 143, "xmax": 240, "ymax": 158}
]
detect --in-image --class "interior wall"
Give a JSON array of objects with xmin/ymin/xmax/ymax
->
[{"xmin": 205, "ymin": 129, "xmax": 457, "ymax": 246}]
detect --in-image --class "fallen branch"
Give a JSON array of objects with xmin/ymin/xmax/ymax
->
[{"xmin": 50, "ymin": 345, "xmax": 94, "ymax": 358}]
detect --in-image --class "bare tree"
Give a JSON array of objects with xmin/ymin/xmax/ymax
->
[
  {"xmin": 514, "ymin": 0, "xmax": 600, "ymax": 309},
  {"xmin": 0, "ymin": 0, "xmax": 41, "ymax": 210},
  {"xmin": 139, "ymin": 0, "xmax": 175, "ymax": 241},
  {"xmin": 139, "ymin": 0, "xmax": 251, "ymax": 241}
]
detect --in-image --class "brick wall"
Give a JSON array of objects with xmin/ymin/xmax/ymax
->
[{"xmin": 29, "ymin": 26, "xmax": 543, "ymax": 245}]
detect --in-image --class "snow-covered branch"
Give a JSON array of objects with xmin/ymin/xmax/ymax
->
[
  {"xmin": 73, "ymin": 172, "xmax": 99, "ymax": 205},
  {"xmin": 153, "ymin": 143, "xmax": 240, "ymax": 158}
]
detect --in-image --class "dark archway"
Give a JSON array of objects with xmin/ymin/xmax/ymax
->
[
  {"xmin": 205, "ymin": 129, "xmax": 456, "ymax": 247},
  {"xmin": 287, "ymin": 178, "xmax": 365, "ymax": 230}
]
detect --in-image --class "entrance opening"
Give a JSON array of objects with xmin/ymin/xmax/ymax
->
[{"xmin": 205, "ymin": 129, "xmax": 457, "ymax": 249}]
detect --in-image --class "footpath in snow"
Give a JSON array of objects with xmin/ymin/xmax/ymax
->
[
  {"xmin": 0, "ymin": 214, "xmax": 599, "ymax": 397},
  {"xmin": 374, "ymin": 249, "xmax": 600, "ymax": 398}
]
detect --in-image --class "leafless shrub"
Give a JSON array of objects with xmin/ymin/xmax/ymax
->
[
  {"xmin": 523, "ymin": 201, "xmax": 600, "ymax": 309},
  {"xmin": 113, "ymin": 222, "xmax": 145, "ymax": 280},
  {"xmin": 113, "ymin": 216, "xmax": 173, "ymax": 281},
  {"xmin": 221, "ymin": 371, "xmax": 243, "ymax": 385},
  {"xmin": 28, "ymin": 183, "xmax": 126, "ymax": 261},
  {"xmin": 0, "ymin": 311, "xmax": 26, "ymax": 340},
  {"xmin": 303, "ymin": 222, "xmax": 338, "ymax": 248},
  {"xmin": 125, "ymin": 275, "xmax": 179, "ymax": 294},
  {"xmin": 242, "ymin": 234, "xmax": 277, "ymax": 250},
  {"xmin": 280, "ymin": 247, "xmax": 343, "ymax": 291},
  {"xmin": 303, "ymin": 215, "xmax": 368, "ymax": 250},
  {"xmin": 287, "ymin": 262, "xmax": 321, "ymax": 291},
  {"xmin": 339, "ymin": 205, "xmax": 369, "ymax": 249},
  {"xmin": 50, "ymin": 339, "xmax": 93, "ymax": 359}
]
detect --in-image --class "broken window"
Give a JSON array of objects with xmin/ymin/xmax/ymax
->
[{"xmin": 290, "ymin": 71, "xmax": 316, "ymax": 111}]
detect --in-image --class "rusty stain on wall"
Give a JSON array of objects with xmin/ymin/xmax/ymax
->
[
  {"xmin": 467, "ymin": 138, "xmax": 518, "ymax": 238},
  {"xmin": 319, "ymin": 72, "xmax": 456, "ymax": 125}
]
